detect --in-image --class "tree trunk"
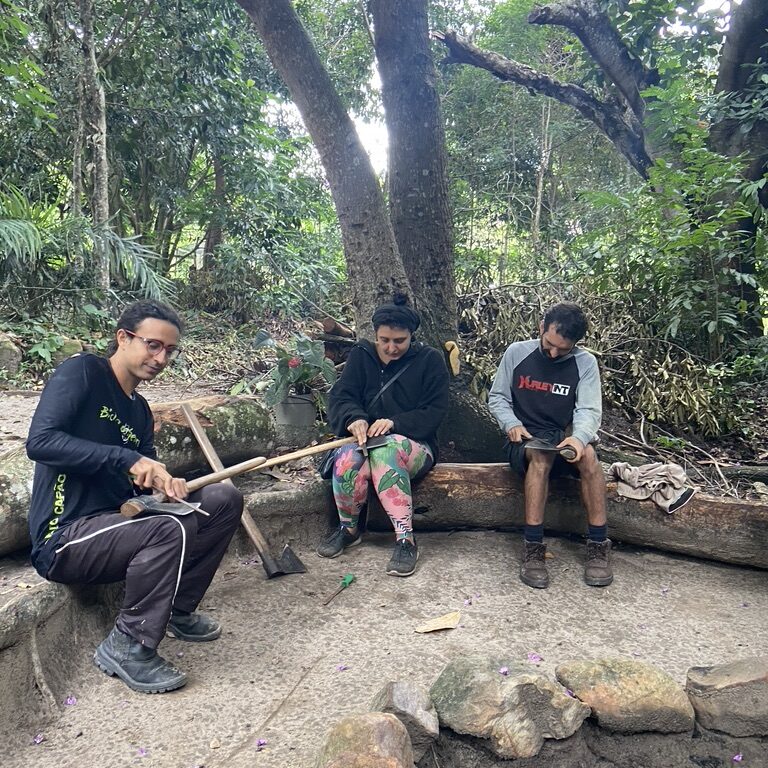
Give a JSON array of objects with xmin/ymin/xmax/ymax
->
[
  {"xmin": 235, "ymin": 0, "xmax": 412, "ymax": 337},
  {"xmin": 202, "ymin": 153, "xmax": 226, "ymax": 270},
  {"xmin": 370, "ymin": 0, "xmax": 457, "ymax": 348},
  {"xmin": 531, "ymin": 101, "xmax": 552, "ymax": 248},
  {"xmin": 367, "ymin": 463, "xmax": 768, "ymax": 569},
  {"xmin": 79, "ymin": 0, "xmax": 110, "ymax": 293}
]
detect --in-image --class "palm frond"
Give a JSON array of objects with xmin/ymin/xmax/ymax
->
[{"xmin": 96, "ymin": 227, "xmax": 176, "ymax": 299}]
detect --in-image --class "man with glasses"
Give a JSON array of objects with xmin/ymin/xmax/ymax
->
[
  {"xmin": 488, "ymin": 302, "xmax": 612, "ymax": 589},
  {"xmin": 26, "ymin": 300, "xmax": 243, "ymax": 693}
]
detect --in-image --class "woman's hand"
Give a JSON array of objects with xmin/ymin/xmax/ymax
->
[
  {"xmin": 347, "ymin": 419, "xmax": 369, "ymax": 445},
  {"xmin": 368, "ymin": 418, "xmax": 394, "ymax": 437}
]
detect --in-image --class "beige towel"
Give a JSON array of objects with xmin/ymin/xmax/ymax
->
[{"xmin": 610, "ymin": 462, "xmax": 696, "ymax": 513}]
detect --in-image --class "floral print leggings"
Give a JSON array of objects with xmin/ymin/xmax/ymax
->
[{"xmin": 331, "ymin": 434, "xmax": 434, "ymax": 541}]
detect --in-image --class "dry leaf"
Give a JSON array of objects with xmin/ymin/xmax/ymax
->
[{"xmin": 415, "ymin": 610, "xmax": 461, "ymax": 633}]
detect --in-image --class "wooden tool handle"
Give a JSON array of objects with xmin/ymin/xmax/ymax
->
[
  {"xmin": 120, "ymin": 491, "xmax": 164, "ymax": 517},
  {"xmin": 185, "ymin": 434, "xmax": 357, "ymax": 493}
]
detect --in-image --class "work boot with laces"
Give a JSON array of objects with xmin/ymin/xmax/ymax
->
[
  {"xmin": 316, "ymin": 525, "xmax": 362, "ymax": 558},
  {"xmin": 94, "ymin": 625, "xmax": 187, "ymax": 694},
  {"xmin": 520, "ymin": 540, "xmax": 549, "ymax": 589},
  {"xmin": 584, "ymin": 539, "xmax": 613, "ymax": 586},
  {"xmin": 386, "ymin": 538, "xmax": 419, "ymax": 577},
  {"xmin": 167, "ymin": 610, "xmax": 221, "ymax": 642}
]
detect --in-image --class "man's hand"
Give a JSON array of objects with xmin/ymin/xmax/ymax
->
[
  {"xmin": 129, "ymin": 457, "xmax": 188, "ymax": 499},
  {"xmin": 347, "ymin": 419, "xmax": 369, "ymax": 445},
  {"xmin": 507, "ymin": 425, "xmax": 532, "ymax": 443},
  {"xmin": 557, "ymin": 436, "xmax": 584, "ymax": 463},
  {"xmin": 368, "ymin": 418, "xmax": 394, "ymax": 437}
]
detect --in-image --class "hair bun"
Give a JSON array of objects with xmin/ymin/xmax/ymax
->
[{"xmin": 392, "ymin": 291, "xmax": 409, "ymax": 306}]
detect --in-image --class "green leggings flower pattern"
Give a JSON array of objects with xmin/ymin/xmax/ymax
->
[{"xmin": 331, "ymin": 434, "xmax": 434, "ymax": 540}]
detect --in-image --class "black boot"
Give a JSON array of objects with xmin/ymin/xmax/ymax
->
[{"xmin": 94, "ymin": 625, "xmax": 187, "ymax": 693}]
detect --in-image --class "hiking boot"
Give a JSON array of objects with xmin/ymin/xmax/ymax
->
[
  {"xmin": 386, "ymin": 538, "xmax": 419, "ymax": 576},
  {"xmin": 584, "ymin": 539, "xmax": 613, "ymax": 586},
  {"xmin": 94, "ymin": 625, "xmax": 187, "ymax": 694},
  {"xmin": 167, "ymin": 611, "xmax": 221, "ymax": 642},
  {"xmin": 316, "ymin": 526, "xmax": 362, "ymax": 558},
  {"xmin": 520, "ymin": 540, "xmax": 549, "ymax": 589}
]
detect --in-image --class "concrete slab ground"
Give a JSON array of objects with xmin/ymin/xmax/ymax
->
[{"xmin": 4, "ymin": 531, "xmax": 767, "ymax": 768}]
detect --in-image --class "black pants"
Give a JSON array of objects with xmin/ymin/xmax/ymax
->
[{"xmin": 46, "ymin": 484, "xmax": 243, "ymax": 649}]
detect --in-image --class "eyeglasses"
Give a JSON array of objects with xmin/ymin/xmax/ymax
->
[{"xmin": 124, "ymin": 330, "xmax": 181, "ymax": 361}]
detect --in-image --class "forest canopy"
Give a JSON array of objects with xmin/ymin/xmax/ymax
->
[{"xmin": 1, "ymin": 0, "xmax": 766, "ymax": 444}]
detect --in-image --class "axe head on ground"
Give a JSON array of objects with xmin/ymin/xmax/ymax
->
[{"xmin": 120, "ymin": 495, "xmax": 204, "ymax": 518}]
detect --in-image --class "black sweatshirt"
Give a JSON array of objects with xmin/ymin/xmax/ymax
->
[
  {"xmin": 328, "ymin": 340, "xmax": 449, "ymax": 457},
  {"xmin": 26, "ymin": 353, "xmax": 155, "ymax": 576}
]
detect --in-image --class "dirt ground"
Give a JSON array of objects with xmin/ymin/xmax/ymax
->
[
  {"xmin": 3, "ymin": 532, "xmax": 767, "ymax": 768},
  {"xmin": 2, "ymin": 380, "xmax": 767, "ymax": 767}
]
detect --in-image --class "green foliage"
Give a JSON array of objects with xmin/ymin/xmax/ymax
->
[
  {"xmin": 0, "ymin": 185, "xmax": 174, "ymax": 317},
  {"xmin": 0, "ymin": 0, "xmax": 56, "ymax": 121}
]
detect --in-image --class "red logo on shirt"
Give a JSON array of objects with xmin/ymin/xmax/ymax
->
[{"xmin": 518, "ymin": 375, "xmax": 570, "ymax": 396}]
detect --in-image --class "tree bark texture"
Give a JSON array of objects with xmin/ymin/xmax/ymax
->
[
  {"xmin": 711, "ymin": 0, "xmax": 768, "ymax": 196},
  {"xmin": 0, "ymin": 396, "xmax": 275, "ymax": 557},
  {"xmin": 235, "ymin": 0, "xmax": 412, "ymax": 337},
  {"xmin": 367, "ymin": 463, "xmax": 768, "ymax": 570},
  {"xmin": 79, "ymin": 0, "xmax": 111, "ymax": 293},
  {"xmin": 370, "ymin": 0, "xmax": 457, "ymax": 348}
]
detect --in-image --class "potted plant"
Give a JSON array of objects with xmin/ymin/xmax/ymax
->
[{"xmin": 254, "ymin": 331, "xmax": 338, "ymax": 426}]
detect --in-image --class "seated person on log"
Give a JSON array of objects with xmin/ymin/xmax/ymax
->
[
  {"xmin": 316, "ymin": 293, "xmax": 450, "ymax": 577},
  {"xmin": 25, "ymin": 300, "xmax": 243, "ymax": 694},
  {"xmin": 487, "ymin": 302, "xmax": 612, "ymax": 589}
]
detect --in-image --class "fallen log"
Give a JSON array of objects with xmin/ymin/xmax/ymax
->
[
  {"xmin": 366, "ymin": 463, "xmax": 768, "ymax": 570},
  {"xmin": 0, "ymin": 396, "xmax": 275, "ymax": 557}
]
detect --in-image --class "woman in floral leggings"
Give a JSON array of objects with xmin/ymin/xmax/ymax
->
[{"xmin": 316, "ymin": 295, "xmax": 450, "ymax": 576}]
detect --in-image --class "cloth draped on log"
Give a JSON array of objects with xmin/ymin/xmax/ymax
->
[{"xmin": 610, "ymin": 462, "xmax": 696, "ymax": 513}]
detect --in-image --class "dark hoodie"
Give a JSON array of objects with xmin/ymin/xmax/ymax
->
[{"xmin": 328, "ymin": 339, "xmax": 449, "ymax": 457}]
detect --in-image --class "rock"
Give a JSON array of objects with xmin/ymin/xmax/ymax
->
[
  {"xmin": 316, "ymin": 712, "xmax": 414, "ymax": 768},
  {"xmin": 0, "ymin": 332, "xmax": 22, "ymax": 377},
  {"xmin": 429, "ymin": 655, "xmax": 590, "ymax": 759},
  {"xmin": 0, "ymin": 447, "xmax": 35, "ymax": 557},
  {"xmin": 685, "ymin": 656, "xmax": 768, "ymax": 737},
  {"xmin": 556, "ymin": 658, "xmax": 695, "ymax": 734},
  {"xmin": 50, "ymin": 338, "xmax": 83, "ymax": 367},
  {"xmin": 370, "ymin": 680, "xmax": 439, "ymax": 761}
]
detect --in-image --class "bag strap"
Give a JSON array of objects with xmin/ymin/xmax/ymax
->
[{"xmin": 368, "ymin": 359, "xmax": 416, "ymax": 410}]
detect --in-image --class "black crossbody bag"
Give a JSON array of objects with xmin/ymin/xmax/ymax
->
[{"xmin": 318, "ymin": 359, "xmax": 416, "ymax": 479}]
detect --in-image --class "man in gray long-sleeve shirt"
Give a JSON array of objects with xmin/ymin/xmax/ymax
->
[{"xmin": 488, "ymin": 303, "xmax": 612, "ymax": 589}]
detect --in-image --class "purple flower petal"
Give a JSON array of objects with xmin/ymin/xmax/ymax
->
[
  {"xmin": 527, "ymin": 652, "xmax": 543, "ymax": 664},
  {"xmin": 137, "ymin": 747, "xmax": 148, "ymax": 757},
  {"xmin": 474, "ymin": 593, "xmax": 482, "ymax": 599},
  {"xmin": 64, "ymin": 695, "xmax": 77, "ymax": 706},
  {"xmin": 499, "ymin": 666, "xmax": 509, "ymax": 676},
  {"xmin": 732, "ymin": 755, "xmax": 743, "ymax": 763},
  {"xmin": 256, "ymin": 738, "xmax": 268, "ymax": 751},
  {"xmin": 335, "ymin": 664, "xmax": 349, "ymax": 672},
  {"xmin": 660, "ymin": 586, "xmax": 670, "ymax": 595},
  {"xmin": 565, "ymin": 689, "xmax": 575, "ymax": 697},
  {"xmin": 33, "ymin": 733, "xmax": 45, "ymax": 745},
  {"xmin": 740, "ymin": 602, "xmax": 749, "ymax": 608},
  {"xmin": 463, "ymin": 598, "xmax": 472, "ymax": 606}
]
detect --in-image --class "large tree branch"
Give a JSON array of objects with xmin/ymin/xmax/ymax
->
[
  {"xmin": 435, "ymin": 30, "xmax": 651, "ymax": 178},
  {"xmin": 528, "ymin": 0, "xmax": 658, "ymax": 121}
]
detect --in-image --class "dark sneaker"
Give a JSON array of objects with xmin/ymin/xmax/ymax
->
[
  {"xmin": 94, "ymin": 625, "xmax": 187, "ymax": 694},
  {"xmin": 386, "ymin": 539, "xmax": 419, "ymax": 577},
  {"xmin": 167, "ymin": 611, "xmax": 221, "ymax": 642},
  {"xmin": 520, "ymin": 540, "xmax": 549, "ymax": 589},
  {"xmin": 316, "ymin": 526, "xmax": 362, "ymax": 558},
  {"xmin": 584, "ymin": 539, "xmax": 613, "ymax": 586}
]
